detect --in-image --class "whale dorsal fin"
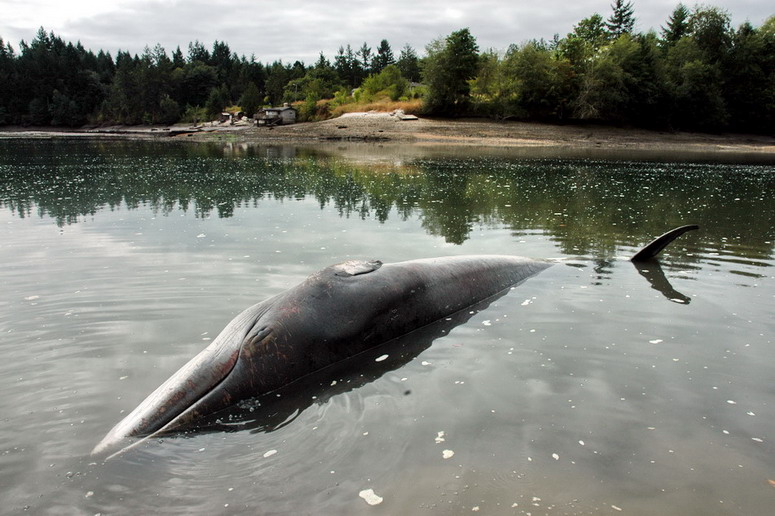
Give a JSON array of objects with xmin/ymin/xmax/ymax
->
[
  {"xmin": 631, "ymin": 225, "xmax": 699, "ymax": 262},
  {"xmin": 332, "ymin": 260, "xmax": 383, "ymax": 277}
]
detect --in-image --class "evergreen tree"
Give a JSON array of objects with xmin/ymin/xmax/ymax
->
[
  {"xmin": 238, "ymin": 82, "xmax": 262, "ymax": 117},
  {"xmin": 357, "ymin": 43, "xmax": 372, "ymax": 77},
  {"xmin": 205, "ymin": 84, "xmax": 230, "ymax": 119},
  {"xmin": 606, "ymin": 0, "xmax": 636, "ymax": 38},
  {"xmin": 187, "ymin": 40, "xmax": 209, "ymax": 63},
  {"xmin": 397, "ymin": 44, "xmax": 421, "ymax": 82},
  {"xmin": 171, "ymin": 46, "xmax": 185, "ymax": 68},
  {"xmin": 661, "ymin": 4, "xmax": 690, "ymax": 46},
  {"xmin": 334, "ymin": 44, "xmax": 361, "ymax": 89},
  {"xmin": 372, "ymin": 39, "xmax": 394, "ymax": 74},
  {"xmin": 314, "ymin": 52, "xmax": 331, "ymax": 70},
  {"xmin": 264, "ymin": 61, "xmax": 290, "ymax": 105}
]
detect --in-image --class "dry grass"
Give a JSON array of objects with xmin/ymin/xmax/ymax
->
[{"xmin": 329, "ymin": 99, "xmax": 423, "ymax": 118}]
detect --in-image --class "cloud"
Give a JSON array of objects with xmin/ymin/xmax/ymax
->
[{"xmin": 2, "ymin": 0, "xmax": 771, "ymax": 63}]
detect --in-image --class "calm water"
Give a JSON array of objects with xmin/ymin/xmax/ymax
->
[{"xmin": 0, "ymin": 139, "xmax": 773, "ymax": 515}]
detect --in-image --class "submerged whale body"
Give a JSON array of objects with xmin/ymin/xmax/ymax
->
[
  {"xmin": 93, "ymin": 255, "xmax": 550, "ymax": 456},
  {"xmin": 93, "ymin": 226, "xmax": 698, "ymax": 457}
]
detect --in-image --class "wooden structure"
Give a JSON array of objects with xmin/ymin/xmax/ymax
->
[{"xmin": 255, "ymin": 105, "xmax": 297, "ymax": 126}]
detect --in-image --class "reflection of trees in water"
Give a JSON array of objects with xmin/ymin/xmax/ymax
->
[{"xmin": 0, "ymin": 140, "xmax": 772, "ymax": 261}]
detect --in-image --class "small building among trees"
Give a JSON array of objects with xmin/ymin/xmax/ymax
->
[{"xmin": 255, "ymin": 105, "xmax": 297, "ymax": 126}]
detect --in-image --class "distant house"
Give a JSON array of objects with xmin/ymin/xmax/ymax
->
[{"xmin": 255, "ymin": 104, "xmax": 297, "ymax": 126}]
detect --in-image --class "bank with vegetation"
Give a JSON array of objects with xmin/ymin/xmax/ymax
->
[{"xmin": 0, "ymin": 2, "xmax": 772, "ymax": 133}]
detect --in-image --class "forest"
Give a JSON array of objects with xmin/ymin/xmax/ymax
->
[{"xmin": 0, "ymin": 1, "xmax": 772, "ymax": 133}]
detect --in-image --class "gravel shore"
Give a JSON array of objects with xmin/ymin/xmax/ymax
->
[{"xmin": 3, "ymin": 114, "xmax": 774, "ymax": 162}]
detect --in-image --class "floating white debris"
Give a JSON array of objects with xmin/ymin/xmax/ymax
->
[
  {"xmin": 196, "ymin": 233, "xmax": 206, "ymax": 238},
  {"xmin": 24, "ymin": 295, "xmax": 40, "ymax": 301},
  {"xmin": 612, "ymin": 505, "xmax": 622, "ymax": 511},
  {"xmin": 579, "ymin": 440, "xmax": 585, "ymax": 446},
  {"xmin": 442, "ymin": 449, "xmax": 454, "ymax": 459},
  {"xmin": 726, "ymin": 400, "xmax": 737, "ymax": 404},
  {"xmin": 482, "ymin": 320, "xmax": 492, "ymax": 326},
  {"xmin": 752, "ymin": 437, "xmax": 764, "ymax": 443},
  {"xmin": 649, "ymin": 339, "xmax": 663, "ymax": 344},
  {"xmin": 747, "ymin": 411, "xmax": 756, "ymax": 416},
  {"xmin": 263, "ymin": 449, "xmax": 277, "ymax": 458},
  {"xmin": 359, "ymin": 489, "xmax": 383, "ymax": 506},
  {"xmin": 435, "ymin": 431, "xmax": 446, "ymax": 444},
  {"xmin": 472, "ymin": 506, "xmax": 480, "ymax": 511},
  {"xmin": 421, "ymin": 361, "xmax": 431, "ymax": 366},
  {"xmin": 375, "ymin": 354, "xmax": 388, "ymax": 362},
  {"xmin": 552, "ymin": 453, "xmax": 559, "ymax": 460}
]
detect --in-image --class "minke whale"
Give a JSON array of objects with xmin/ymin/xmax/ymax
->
[{"xmin": 93, "ymin": 225, "xmax": 698, "ymax": 457}]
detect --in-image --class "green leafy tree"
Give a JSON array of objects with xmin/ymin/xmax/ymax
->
[
  {"xmin": 687, "ymin": 5, "xmax": 732, "ymax": 63},
  {"xmin": 559, "ymin": 14, "xmax": 608, "ymax": 67},
  {"xmin": 722, "ymin": 20, "xmax": 775, "ymax": 131},
  {"xmin": 361, "ymin": 64, "xmax": 409, "ymax": 101},
  {"xmin": 283, "ymin": 65, "xmax": 342, "ymax": 104},
  {"xmin": 205, "ymin": 84, "xmax": 230, "ymax": 119},
  {"xmin": 264, "ymin": 61, "xmax": 291, "ymax": 105},
  {"xmin": 238, "ymin": 82, "xmax": 262, "ymax": 117},
  {"xmin": 504, "ymin": 41, "xmax": 573, "ymax": 119},
  {"xmin": 158, "ymin": 94, "xmax": 181, "ymax": 124},
  {"xmin": 422, "ymin": 28, "xmax": 480, "ymax": 115},
  {"xmin": 665, "ymin": 38, "xmax": 727, "ymax": 129},
  {"xmin": 575, "ymin": 14, "xmax": 609, "ymax": 49},
  {"xmin": 180, "ymin": 63, "xmax": 218, "ymax": 107}
]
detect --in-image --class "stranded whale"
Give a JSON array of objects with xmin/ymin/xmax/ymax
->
[{"xmin": 93, "ymin": 226, "xmax": 698, "ymax": 457}]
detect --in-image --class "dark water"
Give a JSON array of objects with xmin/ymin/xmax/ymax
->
[{"xmin": 0, "ymin": 139, "xmax": 773, "ymax": 515}]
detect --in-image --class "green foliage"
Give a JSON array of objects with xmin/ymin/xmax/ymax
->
[
  {"xmin": 687, "ymin": 6, "xmax": 732, "ymax": 63},
  {"xmin": 422, "ymin": 28, "xmax": 480, "ymax": 115},
  {"xmin": 721, "ymin": 19, "xmax": 774, "ymax": 132},
  {"xmin": 238, "ymin": 82, "xmax": 262, "ymax": 117},
  {"xmin": 372, "ymin": 39, "xmax": 395, "ymax": 74},
  {"xmin": 181, "ymin": 105, "xmax": 207, "ymax": 124},
  {"xmin": 205, "ymin": 85, "xmax": 230, "ymax": 119},
  {"xmin": 282, "ymin": 65, "xmax": 343, "ymax": 104},
  {"xmin": 334, "ymin": 44, "xmax": 362, "ymax": 89},
  {"xmin": 0, "ymin": 8, "xmax": 772, "ymax": 133},
  {"xmin": 397, "ymin": 44, "xmax": 421, "ymax": 82},
  {"xmin": 158, "ymin": 95, "xmax": 181, "ymax": 124},
  {"xmin": 361, "ymin": 65, "xmax": 409, "ymax": 101},
  {"xmin": 606, "ymin": 0, "xmax": 636, "ymax": 38},
  {"xmin": 357, "ymin": 43, "xmax": 372, "ymax": 77},
  {"xmin": 661, "ymin": 4, "xmax": 690, "ymax": 46}
]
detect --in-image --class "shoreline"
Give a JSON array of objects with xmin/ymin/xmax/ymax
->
[{"xmin": 2, "ymin": 116, "xmax": 774, "ymax": 163}]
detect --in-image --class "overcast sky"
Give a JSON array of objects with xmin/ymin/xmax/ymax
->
[{"xmin": 2, "ymin": 0, "xmax": 772, "ymax": 63}]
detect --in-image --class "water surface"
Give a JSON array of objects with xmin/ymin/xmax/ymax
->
[{"xmin": 0, "ymin": 140, "xmax": 773, "ymax": 515}]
